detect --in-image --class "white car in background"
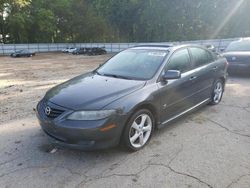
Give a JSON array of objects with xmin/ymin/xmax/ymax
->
[{"xmin": 62, "ymin": 47, "xmax": 77, "ymax": 53}]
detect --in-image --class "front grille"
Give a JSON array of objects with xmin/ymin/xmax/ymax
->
[
  {"xmin": 40, "ymin": 100, "xmax": 65, "ymax": 119},
  {"xmin": 47, "ymin": 108, "xmax": 64, "ymax": 118}
]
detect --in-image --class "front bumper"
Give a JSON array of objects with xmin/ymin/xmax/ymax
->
[{"xmin": 36, "ymin": 100, "xmax": 128, "ymax": 150}]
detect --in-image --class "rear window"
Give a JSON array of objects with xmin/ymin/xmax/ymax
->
[{"xmin": 226, "ymin": 41, "xmax": 250, "ymax": 52}]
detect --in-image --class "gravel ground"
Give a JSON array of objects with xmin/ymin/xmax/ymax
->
[{"xmin": 0, "ymin": 53, "xmax": 250, "ymax": 188}]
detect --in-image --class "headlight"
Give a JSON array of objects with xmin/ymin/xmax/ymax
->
[{"xmin": 67, "ymin": 110, "xmax": 116, "ymax": 121}]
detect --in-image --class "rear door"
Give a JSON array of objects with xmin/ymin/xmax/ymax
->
[{"xmin": 188, "ymin": 47, "xmax": 216, "ymax": 103}]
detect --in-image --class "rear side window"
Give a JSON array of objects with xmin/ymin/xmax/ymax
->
[
  {"xmin": 166, "ymin": 48, "xmax": 191, "ymax": 73},
  {"xmin": 226, "ymin": 41, "xmax": 250, "ymax": 52},
  {"xmin": 189, "ymin": 47, "xmax": 211, "ymax": 68}
]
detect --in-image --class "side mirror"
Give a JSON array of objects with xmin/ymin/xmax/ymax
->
[{"xmin": 162, "ymin": 70, "xmax": 181, "ymax": 81}]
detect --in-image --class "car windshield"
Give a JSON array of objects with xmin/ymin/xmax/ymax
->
[
  {"xmin": 97, "ymin": 49, "xmax": 168, "ymax": 80},
  {"xmin": 226, "ymin": 41, "xmax": 250, "ymax": 52}
]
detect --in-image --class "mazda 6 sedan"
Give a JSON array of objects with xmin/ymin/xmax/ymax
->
[{"xmin": 36, "ymin": 44, "xmax": 228, "ymax": 151}]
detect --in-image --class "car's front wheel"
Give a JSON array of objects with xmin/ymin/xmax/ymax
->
[
  {"xmin": 123, "ymin": 109, "xmax": 154, "ymax": 151},
  {"xmin": 210, "ymin": 79, "xmax": 224, "ymax": 105}
]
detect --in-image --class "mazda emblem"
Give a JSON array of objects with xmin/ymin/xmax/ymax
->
[{"xmin": 45, "ymin": 106, "xmax": 51, "ymax": 116}]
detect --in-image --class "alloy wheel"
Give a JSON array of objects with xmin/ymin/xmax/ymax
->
[
  {"xmin": 213, "ymin": 82, "xmax": 223, "ymax": 104},
  {"xmin": 129, "ymin": 114, "xmax": 152, "ymax": 148}
]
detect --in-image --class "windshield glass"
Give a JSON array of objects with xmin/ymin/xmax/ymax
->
[
  {"xmin": 97, "ymin": 49, "xmax": 168, "ymax": 80},
  {"xmin": 226, "ymin": 41, "xmax": 250, "ymax": 52}
]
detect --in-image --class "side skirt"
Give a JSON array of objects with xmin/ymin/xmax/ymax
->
[{"xmin": 158, "ymin": 98, "xmax": 210, "ymax": 129}]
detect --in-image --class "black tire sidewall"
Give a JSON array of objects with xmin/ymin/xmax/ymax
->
[{"xmin": 122, "ymin": 109, "xmax": 155, "ymax": 151}]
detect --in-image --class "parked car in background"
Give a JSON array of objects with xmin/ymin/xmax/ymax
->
[
  {"xmin": 10, "ymin": 50, "xmax": 35, "ymax": 57},
  {"xmin": 62, "ymin": 47, "xmax": 77, "ymax": 53},
  {"xmin": 72, "ymin": 47, "xmax": 107, "ymax": 55},
  {"xmin": 72, "ymin": 48, "xmax": 90, "ymax": 55},
  {"xmin": 223, "ymin": 39, "xmax": 250, "ymax": 74},
  {"xmin": 88, "ymin": 47, "xmax": 107, "ymax": 55},
  {"xmin": 36, "ymin": 44, "xmax": 228, "ymax": 151}
]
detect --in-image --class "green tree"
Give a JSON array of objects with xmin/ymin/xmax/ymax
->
[{"xmin": 1, "ymin": 0, "xmax": 250, "ymax": 43}]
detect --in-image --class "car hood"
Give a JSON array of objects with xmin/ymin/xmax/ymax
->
[{"xmin": 45, "ymin": 73, "xmax": 146, "ymax": 110}]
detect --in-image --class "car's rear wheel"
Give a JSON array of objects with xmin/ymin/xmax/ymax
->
[
  {"xmin": 123, "ymin": 109, "xmax": 154, "ymax": 151},
  {"xmin": 210, "ymin": 79, "xmax": 224, "ymax": 105}
]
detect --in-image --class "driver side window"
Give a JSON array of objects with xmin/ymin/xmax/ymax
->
[{"xmin": 166, "ymin": 48, "xmax": 191, "ymax": 73}]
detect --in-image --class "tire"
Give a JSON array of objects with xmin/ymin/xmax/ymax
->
[
  {"xmin": 209, "ymin": 79, "xmax": 224, "ymax": 105},
  {"xmin": 122, "ymin": 109, "xmax": 154, "ymax": 151}
]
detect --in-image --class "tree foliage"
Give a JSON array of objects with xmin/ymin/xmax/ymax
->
[{"xmin": 1, "ymin": 0, "xmax": 250, "ymax": 43}]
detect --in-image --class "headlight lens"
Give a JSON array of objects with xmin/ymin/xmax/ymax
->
[{"xmin": 67, "ymin": 110, "xmax": 116, "ymax": 121}]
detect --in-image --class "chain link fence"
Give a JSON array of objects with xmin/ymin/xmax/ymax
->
[{"xmin": 0, "ymin": 37, "xmax": 241, "ymax": 55}]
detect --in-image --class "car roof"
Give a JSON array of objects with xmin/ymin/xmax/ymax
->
[
  {"xmin": 238, "ymin": 37, "xmax": 250, "ymax": 41},
  {"xmin": 231, "ymin": 38, "xmax": 250, "ymax": 44},
  {"xmin": 130, "ymin": 44, "xmax": 205, "ymax": 51},
  {"xmin": 131, "ymin": 44, "xmax": 173, "ymax": 51}
]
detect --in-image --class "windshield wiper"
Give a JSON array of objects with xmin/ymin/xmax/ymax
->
[
  {"xmin": 101, "ymin": 73, "xmax": 133, "ymax": 80},
  {"xmin": 93, "ymin": 69, "xmax": 101, "ymax": 75}
]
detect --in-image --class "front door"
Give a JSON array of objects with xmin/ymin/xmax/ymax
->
[{"xmin": 157, "ymin": 48, "xmax": 196, "ymax": 123}]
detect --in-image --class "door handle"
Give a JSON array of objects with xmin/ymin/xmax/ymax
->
[{"xmin": 189, "ymin": 76, "xmax": 197, "ymax": 81}]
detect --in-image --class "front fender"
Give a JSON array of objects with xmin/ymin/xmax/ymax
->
[{"xmin": 103, "ymin": 83, "xmax": 161, "ymax": 123}]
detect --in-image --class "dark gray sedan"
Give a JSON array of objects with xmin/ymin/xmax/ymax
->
[
  {"xmin": 36, "ymin": 44, "xmax": 228, "ymax": 151},
  {"xmin": 223, "ymin": 39, "xmax": 250, "ymax": 74},
  {"xmin": 10, "ymin": 49, "xmax": 35, "ymax": 57}
]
